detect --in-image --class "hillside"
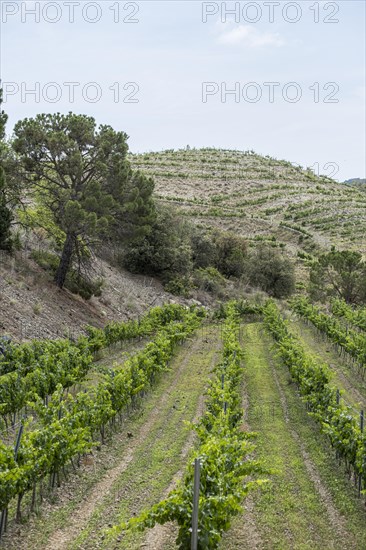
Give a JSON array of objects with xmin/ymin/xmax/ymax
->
[
  {"xmin": 0, "ymin": 248, "xmax": 177, "ymax": 341},
  {"xmin": 344, "ymin": 178, "xmax": 366, "ymax": 189},
  {"xmin": 131, "ymin": 148, "xmax": 366, "ymax": 256},
  {"xmin": 2, "ymin": 148, "xmax": 366, "ymax": 549},
  {"xmin": 2, "ymin": 147, "xmax": 365, "ymax": 341}
]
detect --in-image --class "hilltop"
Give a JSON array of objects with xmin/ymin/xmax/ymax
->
[{"xmin": 131, "ymin": 148, "xmax": 366, "ymax": 257}]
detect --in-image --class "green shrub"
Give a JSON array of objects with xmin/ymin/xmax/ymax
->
[
  {"xmin": 191, "ymin": 229, "xmax": 218, "ymax": 269},
  {"xmin": 65, "ymin": 272, "xmax": 103, "ymax": 300},
  {"xmin": 309, "ymin": 249, "xmax": 366, "ymax": 304},
  {"xmin": 246, "ymin": 245, "xmax": 296, "ymax": 298},
  {"xmin": 31, "ymin": 250, "xmax": 59, "ymax": 271},
  {"xmin": 123, "ymin": 206, "xmax": 193, "ymax": 280},
  {"xmin": 164, "ymin": 275, "xmax": 192, "ymax": 297},
  {"xmin": 193, "ymin": 267, "xmax": 226, "ymax": 295},
  {"xmin": 214, "ymin": 233, "xmax": 247, "ymax": 278}
]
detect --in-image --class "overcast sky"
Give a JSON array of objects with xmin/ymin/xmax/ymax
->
[{"xmin": 1, "ymin": 0, "xmax": 365, "ymax": 181}]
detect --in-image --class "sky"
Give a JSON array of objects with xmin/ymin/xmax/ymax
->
[{"xmin": 1, "ymin": 0, "xmax": 365, "ymax": 181}]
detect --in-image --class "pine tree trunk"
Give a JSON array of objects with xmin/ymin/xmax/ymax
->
[{"xmin": 54, "ymin": 232, "xmax": 74, "ymax": 288}]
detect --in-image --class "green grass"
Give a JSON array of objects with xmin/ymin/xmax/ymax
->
[
  {"xmin": 221, "ymin": 322, "xmax": 366, "ymax": 550},
  {"xmin": 73, "ymin": 325, "xmax": 221, "ymax": 549},
  {"xmin": 2, "ymin": 326, "xmax": 220, "ymax": 550},
  {"xmin": 288, "ymin": 315, "xmax": 366, "ymax": 409}
]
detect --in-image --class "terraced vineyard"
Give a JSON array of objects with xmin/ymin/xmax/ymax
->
[
  {"xmin": 1, "ymin": 9, "xmax": 365, "ymax": 547},
  {"xmin": 1, "ymin": 135, "xmax": 365, "ymax": 544},
  {"xmin": 3, "ymin": 300, "xmax": 366, "ymax": 549},
  {"xmin": 130, "ymin": 148, "xmax": 366, "ymax": 257}
]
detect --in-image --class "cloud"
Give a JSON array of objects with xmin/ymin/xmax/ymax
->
[{"xmin": 217, "ymin": 24, "xmax": 284, "ymax": 48}]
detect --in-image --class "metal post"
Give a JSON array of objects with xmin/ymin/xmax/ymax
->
[
  {"xmin": 0, "ymin": 510, "xmax": 5, "ymax": 539},
  {"xmin": 360, "ymin": 410, "xmax": 364, "ymax": 433},
  {"xmin": 0, "ymin": 425, "xmax": 24, "ymax": 539},
  {"xmin": 359, "ymin": 411, "xmax": 364, "ymax": 496},
  {"xmin": 191, "ymin": 459, "xmax": 201, "ymax": 550},
  {"xmin": 335, "ymin": 390, "xmax": 340, "ymax": 459},
  {"xmin": 14, "ymin": 424, "xmax": 23, "ymax": 461}
]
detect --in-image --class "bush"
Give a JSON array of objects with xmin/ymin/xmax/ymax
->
[
  {"xmin": 31, "ymin": 249, "xmax": 59, "ymax": 271},
  {"xmin": 214, "ymin": 233, "xmax": 247, "ymax": 278},
  {"xmin": 164, "ymin": 275, "xmax": 192, "ymax": 297},
  {"xmin": 193, "ymin": 267, "xmax": 226, "ymax": 295},
  {"xmin": 309, "ymin": 249, "xmax": 366, "ymax": 304},
  {"xmin": 123, "ymin": 206, "xmax": 193, "ymax": 280},
  {"xmin": 246, "ymin": 245, "xmax": 296, "ymax": 298},
  {"xmin": 191, "ymin": 229, "xmax": 218, "ymax": 269},
  {"xmin": 65, "ymin": 272, "xmax": 103, "ymax": 300}
]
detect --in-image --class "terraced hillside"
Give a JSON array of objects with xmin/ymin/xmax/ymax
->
[{"xmin": 130, "ymin": 148, "xmax": 366, "ymax": 256}]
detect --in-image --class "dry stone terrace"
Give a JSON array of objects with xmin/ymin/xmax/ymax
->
[{"xmin": 130, "ymin": 148, "xmax": 366, "ymax": 257}]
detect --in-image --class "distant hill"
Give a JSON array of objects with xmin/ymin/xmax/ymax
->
[
  {"xmin": 343, "ymin": 178, "xmax": 366, "ymax": 188},
  {"xmin": 130, "ymin": 148, "xmax": 366, "ymax": 257}
]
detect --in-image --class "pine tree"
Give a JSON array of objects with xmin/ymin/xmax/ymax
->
[
  {"xmin": 0, "ymin": 166, "xmax": 13, "ymax": 251},
  {"xmin": 310, "ymin": 249, "xmax": 365, "ymax": 304},
  {"xmin": 13, "ymin": 113, "xmax": 155, "ymax": 288},
  {"xmin": 0, "ymin": 89, "xmax": 13, "ymax": 252}
]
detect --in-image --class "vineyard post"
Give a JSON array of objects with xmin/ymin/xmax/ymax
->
[
  {"xmin": 0, "ymin": 424, "xmax": 24, "ymax": 538},
  {"xmin": 359, "ymin": 410, "xmax": 364, "ymax": 497},
  {"xmin": 14, "ymin": 424, "xmax": 24, "ymax": 461},
  {"xmin": 15, "ymin": 425, "xmax": 24, "ymax": 521},
  {"xmin": 191, "ymin": 458, "xmax": 201, "ymax": 550},
  {"xmin": 0, "ymin": 510, "xmax": 5, "ymax": 541},
  {"xmin": 336, "ymin": 390, "xmax": 340, "ymax": 459}
]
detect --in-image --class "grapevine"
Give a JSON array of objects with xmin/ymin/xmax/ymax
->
[
  {"xmin": 111, "ymin": 302, "xmax": 267, "ymax": 549},
  {"xmin": 263, "ymin": 300, "xmax": 366, "ymax": 492},
  {"xmin": 0, "ymin": 305, "xmax": 204, "ymax": 520},
  {"xmin": 290, "ymin": 296, "xmax": 366, "ymax": 374},
  {"xmin": 0, "ymin": 303, "xmax": 192, "ymax": 424},
  {"xmin": 330, "ymin": 298, "xmax": 366, "ymax": 333}
]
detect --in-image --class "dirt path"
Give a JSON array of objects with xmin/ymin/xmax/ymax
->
[
  {"xmin": 269, "ymin": 351, "xmax": 349, "ymax": 540},
  {"xmin": 44, "ymin": 333, "xmax": 208, "ymax": 550},
  {"xmin": 140, "ymin": 342, "xmax": 222, "ymax": 550},
  {"xmin": 141, "ymin": 394, "xmax": 205, "ymax": 550},
  {"xmin": 141, "ymin": 398, "xmax": 205, "ymax": 549}
]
